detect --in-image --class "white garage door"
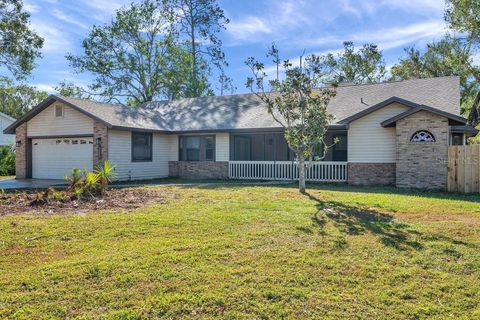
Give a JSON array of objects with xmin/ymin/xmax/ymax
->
[{"xmin": 32, "ymin": 138, "xmax": 94, "ymax": 179}]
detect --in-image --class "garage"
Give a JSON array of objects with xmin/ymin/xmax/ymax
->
[{"xmin": 32, "ymin": 137, "xmax": 94, "ymax": 179}]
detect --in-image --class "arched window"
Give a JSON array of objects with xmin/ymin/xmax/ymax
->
[{"xmin": 410, "ymin": 130, "xmax": 435, "ymax": 143}]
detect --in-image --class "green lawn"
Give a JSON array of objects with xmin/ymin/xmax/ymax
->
[{"xmin": 1, "ymin": 184, "xmax": 480, "ymax": 319}]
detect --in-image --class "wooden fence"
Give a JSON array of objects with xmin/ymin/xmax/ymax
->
[{"xmin": 448, "ymin": 145, "xmax": 480, "ymax": 193}]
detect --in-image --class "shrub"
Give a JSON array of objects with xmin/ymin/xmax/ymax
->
[
  {"xmin": 95, "ymin": 160, "xmax": 117, "ymax": 195},
  {"xmin": 0, "ymin": 145, "xmax": 15, "ymax": 176},
  {"xmin": 64, "ymin": 161, "xmax": 117, "ymax": 199}
]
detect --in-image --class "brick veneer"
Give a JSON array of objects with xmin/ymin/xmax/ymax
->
[
  {"xmin": 93, "ymin": 121, "xmax": 108, "ymax": 168},
  {"xmin": 395, "ymin": 110, "xmax": 449, "ymax": 189},
  {"xmin": 15, "ymin": 123, "xmax": 28, "ymax": 179},
  {"xmin": 169, "ymin": 161, "xmax": 228, "ymax": 179},
  {"xmin": 347, "ymin": 162, "xmax": 396, "ymax": 186}
]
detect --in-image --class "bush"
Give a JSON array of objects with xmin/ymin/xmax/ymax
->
[
  {"xmin": 0, "ymin": 145, "xmax": 15, "ymax": 176},
  {"xmin": 64, "ymin": 161, "xmax": 117, "ymax": 199}
]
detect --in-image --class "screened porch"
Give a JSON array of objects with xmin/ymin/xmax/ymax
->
[{"xmin": 228, "ymin": 131, "xmax": 348, "ymax": 182}]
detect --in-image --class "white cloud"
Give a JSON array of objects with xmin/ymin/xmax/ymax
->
[
  {"xmin": 227, "ymin": 16, "xmax": 272, "ymax": 41},
  {"xmin": 52, "ymin": 9, "xmax": 89, "ymax": 30},
  {"xmin": 24, "ymin": 1, "xmax": 40, "ymax": 13},
  {"xmin": 275, "ymin": 0, "xmax": 311, "ymax": 27},
  {"xmin": 34, "ymin": 83, "xmax": 56, "ymax": 93},
  {"xmin": 352, "ymin": 20, "xmax": 448, "ymax": 50},
  {"xmin": 338, "ymin": 0, "xmax": 444, "ymax": 17},
  {"xmin": 260, "ymin": 21, "xmax": 447, "ymax": 80},
  {"xmin": 382, "ymin": 0, "xmax": 445, "ymax": 12},
  {"xmin": 80, "ymin": 0, "xmax": 130, "ymax": 20},
  {"xmin": 301, "ymin": 20, "xmax": 447, "ymax": 50},
  {"xmin": 226, "ymin": 0, "xmax": 311, "ymax": 44},
  {"xmin": 31, "ymin": 22, "xmax": 72, "ymax": 54}
]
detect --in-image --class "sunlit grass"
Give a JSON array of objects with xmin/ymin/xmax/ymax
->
[{"xmin": 0, "ymin": 184, "xmax": 479, "ymax": 319}]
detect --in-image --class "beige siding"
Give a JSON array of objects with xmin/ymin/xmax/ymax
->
[
  {"xmin": 216, "ymin": 133, "xmax": 229, "ymax": 161},
  {"xmin": 27, "ymin": 102, "xmax": 94, "ymax": 137},
  {"xmin": 108, "ymin": 130, "xmax": 169, "ymax": 181},
  {"xmin": 348, "ymin": 102, "xmax": 410, "ymax": 163}
]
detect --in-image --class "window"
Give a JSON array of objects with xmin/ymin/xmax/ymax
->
[
  {"xmin": 332, "ymin": 134, "xmax": 348, "ymax": 161},
  {"xmin": 451, "ymin": 133, "xmax": 464, "ymax": 146},
  {"xmin": 132, "ymin": 131, "xmax": 153, "ymax": 162},
  {"xmin": 410, "ymin": 130, "xmax": 435, "ymax": 143},
  {"xmin": 179, "ymin": 135, "xmax": 215, "ymax": 161},
  {"xmin": 55, "ymin": 104, "xmax": 63, "ymax": 118}
]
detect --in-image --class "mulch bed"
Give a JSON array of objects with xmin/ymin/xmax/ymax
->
[{"xmin": 0, "ymin": 188, "xmax": 168, "ymax": 216}]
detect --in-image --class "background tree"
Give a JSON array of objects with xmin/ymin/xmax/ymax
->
[
  {"xmin": 445, "ymin": 0, "xmax": 480, "ymax": 126},
  {"xmin": 318, "ymin": 41, "xmax": 386, "ymax": 84},
  {"xmin": 390, "ymin": 35, "xmax": 480, "ymax": 115},
  {"xmin": 445, "ymin": 0, "xmax": 480, "ymax": 42},
  {"xmin": 171, "ymin": 0, "xmax": 231, "ymax": 97},
  {"xmin": 54, "ymin": 81, "xmax": 91, "ymax": 100},
  {"xmin": 0, "ymin": 77, "xmax": 48, "ymax": 118},
  {"xmin": 0, "ymin": 0, "xmax": 43, "ymax": 80},
  {"xmin": 246, "ymin": 47, "xmax": 336, "ymax": 192},
  {"xmin": 66, "ymin": 0, "xmax": 191, "ymax": 104}
]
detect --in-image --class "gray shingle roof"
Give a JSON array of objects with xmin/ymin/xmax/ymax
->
[{"xmin": 4, "ymin": 76, "xmax": 462, "ymax": 134}]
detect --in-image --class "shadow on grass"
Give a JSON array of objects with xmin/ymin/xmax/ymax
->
[
  {"xmin": 168, "ymin": 179, "xmax": 480, "ymax": 203},
  {"xmin": 302, "ymin": 191, "xmax": 425, "ymax": 251}
]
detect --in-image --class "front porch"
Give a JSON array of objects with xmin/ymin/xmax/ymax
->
[{"xmin": 226, "ymin": 129, "xmax": 348, "ymax": 182}]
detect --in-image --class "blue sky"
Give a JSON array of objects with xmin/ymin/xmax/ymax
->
[{"xmin": 23, "ymin": 0, "xmax": 448, "ymax": 95}]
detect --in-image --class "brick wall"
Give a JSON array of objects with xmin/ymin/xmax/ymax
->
[
  {"xmin": 93, "ymin": 121, "xmax": 108, "ymax": 168},
  {"xmin": 396, "ymin": 111, "xmax": 449, "ymax": 189},
  {"xmin": 347, "ymin": 163, "xmax": 396, "ymax": 186},
  {"xmin": 169, "ymin": 161, "xmax": 229, "ymax": 179},
  {"xmin": 15, "ymin": 123, "xmax": 28, "ymax": 179}
]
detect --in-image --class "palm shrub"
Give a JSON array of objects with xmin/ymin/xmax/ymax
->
[
  {"xmin": 0, "ymin": 146, "xmax": 15, "ymax": 176},
  {"xmin": 95, "ymin": 160, "xmax": 117, "ymax": 194},
  {"xmin": 64, "ymin": 161, "xmax": 117, "ymax": 199},
  {"xmin": 64, "ymin": 168, "xmax": 83, "ymax": 192},
  {"xmin": 83, "ymin": 171, "xmax": 101, "ymax": 197}
]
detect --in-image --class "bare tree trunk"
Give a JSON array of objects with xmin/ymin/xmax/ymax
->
[{"xmin": 298, "ymin": 156, "xmax": 306, "ymax": 193}]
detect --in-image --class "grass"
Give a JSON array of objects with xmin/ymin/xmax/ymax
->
[
  {"xmin": 0, "ymin": 183, "xmax": 480, "ymax": 319},
  {"xmin": 0, "ymin": 175, "xmax": 14, "ymax": 180}
]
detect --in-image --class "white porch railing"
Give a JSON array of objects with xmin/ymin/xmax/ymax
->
[{"xmin": 228, "ymin": 161, "xmax": 348, "ymax": 182}]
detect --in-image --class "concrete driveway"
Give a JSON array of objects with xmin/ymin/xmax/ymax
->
[{"xmin": 0, "ymin": 179, "xmax": 67, "ymax": 190}]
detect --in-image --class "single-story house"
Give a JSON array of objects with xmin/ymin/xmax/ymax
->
[
  {"xmin": 0, "ymin": 112, "xmax": 15, "ymax": 147},
  {"xmin": 3, "ymin": 76, "xmax": 478, "ymax": 189}
]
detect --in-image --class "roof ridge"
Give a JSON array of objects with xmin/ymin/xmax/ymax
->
[{"xmin": 56, "ymin": 76, "xmax": 459, "ymax": 108}]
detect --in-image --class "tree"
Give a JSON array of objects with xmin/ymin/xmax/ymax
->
[
  {"xmin": 0, "ymin": 77, "xmax": 48, "ymax": 118},
  {"xmin": 445, "ymin": 0, "xmax": 480, "ymax": 42},
  {"xmin": 66, "ymin": 0, "xmax": 191, "ymax": 104},
  {"xmin": 318, "ymin": 41, "xmax": 386, "ymax": 84},
  {"xmin": 390, "ymin": 35, "xmax": 480, "ymax": 115},
  {"xmin": 445, "ymin": 0, "xmax": 480, "ymax": 125},
  {"xmin": 0, "ymin": 0, "xmax": 43, "ymax": 80},
  {"xmin": 54, "ymin": 81, "xmax": 91, "ymax": 99},
  {"xmin": 246, "ymin": 47, "xmax": 336, "ymax": 192},
  {"xmin": 170, "ymin": 0, "xmax": 231, "ymax": 97}
]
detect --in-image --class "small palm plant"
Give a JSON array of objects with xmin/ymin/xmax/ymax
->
[
  {"xmin": 83, "ymin": 171, "xmax": 100, "ymax": 197},
  {"xmin": 95, "ymin": 160, "xmax": 117, "ymax": 195},
  {"xmin": 64, "ymin": 167, "xmax": 83, "ymax": 193}
]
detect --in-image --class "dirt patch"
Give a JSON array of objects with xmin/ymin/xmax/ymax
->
[{"xmin": 0, "ymin": 188, "xmax": 168, "ymax": 216}]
